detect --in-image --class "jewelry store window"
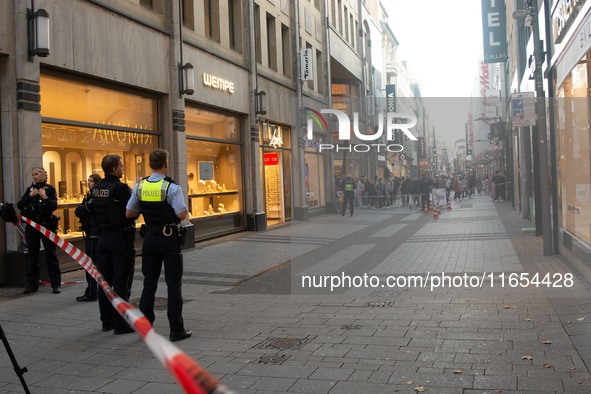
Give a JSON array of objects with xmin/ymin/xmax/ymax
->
[
  {"xmin": 185, "ymin": 106, "xmax": 244, "ymax": 239},
  {"xmin": 40, "ymin": 73, "xmax": 159, "ymax": 240}
]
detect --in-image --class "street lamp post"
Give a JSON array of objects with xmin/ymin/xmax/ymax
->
[{"xmin": 513, "ymin": 1, "xmax": 553, "ymax": 255}]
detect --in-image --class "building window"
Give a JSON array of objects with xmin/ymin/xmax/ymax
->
[
  {"xmin": 182, "ymin": 0, "xmax": 194, "ymax": 30},
  {"xmin": 204, "ymin": 0, "xmax": 220, "ymax": 43},
  {"xmin": 338, "ymin": 0, "xmax": 343, "ymax": 35},
  {"xmin": 228, "ymin": 0, "xmax": 242, "ymax": 53},
  {"xmin": 350, "ymin": 15, "xmax": 355, "ymax": 48},
  {"xmin": 316, "ymin": 50, "xmax": 323, "ymax": 94},
  {"xmin": 255, "ymin": 4, "xmax": 261, "ymax": 64},
  {"xmin": 331, "ymin": 0, "xmax": 336, "ymax": 29},
  {"xmin": 345, "ymin": 9, "xmax": 350, "ymax": 43},
  {"xmin": 281, "ymin": 23, "xmax": 291, "ymax": 78},
  {"xmin": 267, "ymin": 13, "xmax": 277, "ymax": 71},
  {"xmin": 139, "ymin": 0, "xmax": 163, "ymax": 14},
  {"xmin": 355, "ymin": 21, "xmax": 359, "ymax": 52}
]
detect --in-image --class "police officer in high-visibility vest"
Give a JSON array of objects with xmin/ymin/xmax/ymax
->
[
  {"xmin": 341, "ymin": 173, "xmax": 356, "ymax": 217},
  {"xmin": 126, "ymin": 149, "xmax": 192, "ymax": 342},
  {"xmin": 91, "ymin": 155, "xmax": 136, "ymax": 334}
]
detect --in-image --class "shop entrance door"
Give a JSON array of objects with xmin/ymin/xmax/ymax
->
[{"xmin": 263, "ymin": 149, "xmax": 284, "ymax": 225}]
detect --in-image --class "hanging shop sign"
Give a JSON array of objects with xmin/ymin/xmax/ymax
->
[
  {"xmin": 555, "ymin": 4, "xmax": 591, "ymax": 88},
  {"xmin": 203, "ymin": 73, "xmax": 235, "ymax": 93},
  {"xmin": 300, "ymin": 48, "xmax": 313, "ymax": 81},
  {"xmin": 552, "ymin": 0, "xmax": 586, "ymax": 44},
  {"xmin": 481, "ymin": 0, "xmax": 508, "ymax": 63}
]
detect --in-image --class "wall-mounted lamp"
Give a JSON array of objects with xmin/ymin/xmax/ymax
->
[
  {"xmin": 255, "ymin": 90, "xmax": 267, "ymax": 115},
  {"xmin": 27, "ymin": 1, "xmax": 50, "ymax": 62},
  {"xmin": 179, "ymin": 63, "xmax": 194, "ymax": 96}
]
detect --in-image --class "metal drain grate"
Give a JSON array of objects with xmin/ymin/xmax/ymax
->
[
  {"xmin": 253, "ymin": 337, "xmax": 314, "ymax": 350},
  {"xmin": 342, "ymin": 325, "xmax": 362, "ymax": 330},
  {"xmin": 259, "ymin": 354, "xmax": 288, "ymax": 364},
  {"xmin": 371, "ymin": 291, "xmax": 401, "ymax": 298},
  {"xmin": 364, "ymin": 301, "xmax": 394, "ymax": 307}
]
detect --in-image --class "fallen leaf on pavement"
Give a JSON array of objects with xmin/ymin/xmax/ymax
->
[
  {"xmin": 504, "ymin": 305, "xmax": 517, "ymax": 309},
  {"xmin": 437, "ymin": 320, "xmax": 442, "ymax": 323},
  {"xmin": 406, "ymin": 351, "xmax": 411, "ymax": 353},
  {"xmin": 577, "ymin": 317, "xmax": 586, "ymax": 321},
  {"xmin": 570, "ymin": 367, "xmax": 576, "ymax": 370},
  {"xmin": 465, "ymin": 299, "xmax": 470, "ymax": 302},
  {"xmin": 568, "ymin": 325, "xmax": 572, "ymax": 328},
  {"xmin": 394, "ymin": 390, "xmax": 400, "ymax": 392},
  {"xmin": 507, "ymin": 361, "xmax": 513, "ymax": 363},
  {"xmin": 414, "ymin": 387, "xmax": 427, "ymax": 392},
  {"xmin": 518, "ymin": 247, "xmax": 523, "ymax": 249},
  {"xmin": 522, "ymin": 356, "xmax": 533, "ymax": 360},
  {"xmin": 524, "ymin": 319, "xmax": 532, "ymax": 322},
  {"xmin": 245, "ymin": 360, "xmax": 251, "ymax": 363},
  {"xmin": 500, "ymin": 340, "xmax": 504, "ymax": 342},
  {"xmin": 407, "ymin": 381, "xmax": 413, "ymax": 384},
  {"xmin": 518, "ymin": 299, "xmax": 522, "ymax": 302},
  {"xmin": 542, "ymin": 340, "xmax": 552, "ymax": 344},
  {"xmin": 579, "ymin": 380, "xmax": 584, "ymax": 384},
  {"xmin": 543, "ymin": 363, "xmax": 552, "ymax": 368},
  {"xmin": 453, "ymin": 370, "xmax": 462, "ymax": 373},
  {"xmin": 567, "ymin": 321, "xmax": 571, "ymax": 324}
]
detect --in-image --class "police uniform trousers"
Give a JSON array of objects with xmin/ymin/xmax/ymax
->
[
  {"xmin": 139, "ymin": 230, "xmax": 184, "ymax": 333},
  {"xmin": 97, "ymin": 229, "xmax": 135, "ymax": 330},
  {"xmin": 83, "ymin": 235, "xmax": 99, "ymax": 298},
  {"xmin": 25, "ymin": 224, "xmax": 61, "ymax": 289},
  {"xmin": 342, "ymin": 192, "xmax": 355, "ymax": 216}
]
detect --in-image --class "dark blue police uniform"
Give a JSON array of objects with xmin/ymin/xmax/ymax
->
[
  {"xmin": 91, "ymin": 174, "xmax": 135, "ymax": 332},
  {"xmin": 126, "ymin": 174, "xmax": 187, "ymax": 335},
  {"xmin": 75, "ymin": 193, "xmax": 99, "ymax": 299},
  {"xmin": 17, "ymin": 181, "xmax": 61, "ymax": 291}
]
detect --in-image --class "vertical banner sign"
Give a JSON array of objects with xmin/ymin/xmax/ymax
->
[
  {"xmin": 481, "ymin": 0, "xmax": 508, "ymax": 64},
  {"xmin": 386, "ymin": 84, "xmax": 396, "ymax": 112},
  {"xmin": 300, "ymin": 48, "xmax": 313, "ymax": 81},
  {"xmin": 467, "ymin": 112, "xmax": 474, "ymax": 151},
  {"xmin": 418, "ymin": 137, "xmax": 426, "ymax": 157}
]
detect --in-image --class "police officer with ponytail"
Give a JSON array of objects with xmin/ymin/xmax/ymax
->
[
  {"xmin": 91, "ymin": 155, "xmax": 136, "ymax": 334},
  {"xmin": 125, "ymin": 149, "xmax": 191, "ymax": 342},
  {"xmin": 17, "ymin": 166, "xmax": 61, "ymax": 294}
]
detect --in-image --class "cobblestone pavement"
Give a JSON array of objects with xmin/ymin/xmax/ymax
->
[{"xmin": 1, "ymin": 195, "xmax": 591, "ymax": 393}]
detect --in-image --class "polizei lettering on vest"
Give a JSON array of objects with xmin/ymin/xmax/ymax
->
[
  {"xmin": 142, "ymin": 190, "xmax": 162, "ymax": 197},
  {"xmin": 92, "ymin": 189, "xmax": 109, "ymax": 197}
]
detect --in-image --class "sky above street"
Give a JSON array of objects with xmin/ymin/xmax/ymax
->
[{"xmin": 385, "ymin": 0, "xmax": 484, "ymax": 146}]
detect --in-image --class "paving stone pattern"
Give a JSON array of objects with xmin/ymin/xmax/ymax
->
[{"xmin": 1, "ymin": 196, "xmax": 591, "ymax": 393}]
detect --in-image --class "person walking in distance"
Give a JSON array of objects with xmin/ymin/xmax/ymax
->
[
  {"xmin": 74, "ymin": 174, "xmax": 102, "ymax": 302},
  {"xmin": 126, "ymin": 149, "xmax": 192, "ymax": 341},
  {"xmin": 419, "ymin": 173, "xmax": 432, "ymax": 212},
  {"xmin": 17, "ymin": 166, "xmax": 61, "ymax": 294},
  {"xmin": 340, "ymin": 174, "xmax": 356, "ymax": 216},
  {"xmin": 91, "ymin": 155, "xmax": 136, "ymax": 334}
]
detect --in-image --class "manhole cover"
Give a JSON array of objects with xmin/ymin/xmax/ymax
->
[
  {"xmin": 270, "ymin": 338, "xmax": 301, "ymax": 348},
  {"xmin": 342, "ymin": 325, "xmax": 362, "ymax": 330},
  {"xmin": 259, "ymin": 355, "xmax": 286, "ymax": 364},
  {"xmin": 253, "ymin": 337, "xmax": 313, "ymax": 350},
  {"xmin": 364, "ymin": 301, "xmax": 394, "ymax": 307}
]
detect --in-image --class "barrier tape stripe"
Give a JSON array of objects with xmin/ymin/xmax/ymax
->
[{"xmin": 18, "ymin": 215, "xmax": 234, "ymax": 394}]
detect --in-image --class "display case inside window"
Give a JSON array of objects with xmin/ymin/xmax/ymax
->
[
  {"xmin": 41, "ymin": 123, "xmax": 158, "ymax": 239},
  {"xmin": 186, "ymin": 139, "xmax": 242, "ymax": 221}
]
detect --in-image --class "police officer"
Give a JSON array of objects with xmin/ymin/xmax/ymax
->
[
  {"xmin": 74, "ymin": 174, "xmax": 101, "ymax": 302},
  {"xmin": 341, "ymin": 174, "xmax": 356, "ymax": 217},
  {"xmin": 91, "ymin": 155, "xmax": 135, "ymax": 334},
  {"xmin": 17, "ymin": 166, "xmax": 61, "ymax": 294},
  {"xmin": 125, "ymin": 149, "xmax": 192, "ymax": 342}
]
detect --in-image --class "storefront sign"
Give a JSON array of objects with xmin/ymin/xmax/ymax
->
[
  {"xmin": 490, "ymin": 121, "xmax": 506, "ymax": 140},
  {"xmin": 303, "ymin": 135, "xmax": 322, "ymax": 149},
  {"xmin": 203, "ymin": 73, "xmax": 235, "ymax": 93},
  {"xmin": 419, "ymin": 158, "xmax": 429, "ymax": 170},
  {"xmin": 511, "ymin": 92, "xmax": 536, "ymax": 126},
  {"xmin": 481, "ymin": 0, "xmax": 508, "ymax": 63},
  {"xmin": 467, "ymin": 113, "xmax": 474, "ymax": 149},
  {"xmin": 419, "ymin": 137, "xmax": 426, "ymax": 157},
  {"xmin": 552, "ymin": 0, "xmax": 586, "ymax": 44},
  {"xmin": 300, "ymin": 48, "xmax": 313, "ymax": 81},
  {"xmin": 556, "ymin": 5, "xmax": 591, "ymax": 87},
  {"xmin": 264, "ymin": 152, "xmax": 279, "ymax": 165},
  {"xmin": 386, "ymin": 84, "xmax": 396, "ymax": 112},
  {"xmin": 42, "ymin": 124, "xmax": 156, "ymax": 150}
]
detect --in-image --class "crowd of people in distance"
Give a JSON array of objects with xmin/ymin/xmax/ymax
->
[{"xmin": 335, "ymin": 170, "xmax": 508, "ymax": 214}]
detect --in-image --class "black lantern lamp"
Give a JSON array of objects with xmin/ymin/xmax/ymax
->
[
  {"xmin": 255, "ymin": 90, "xmax": 267, "ymax": 115},
  {"xmin": 179, "ymin": 63, "xmax": 194, "ymax": 96},
  {"xmin": 27, "ymin": 1, "xmax": 50, "ymax": 62}
]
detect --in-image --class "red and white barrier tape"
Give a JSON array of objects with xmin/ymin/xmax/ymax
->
[{"xmin": 18, "ymin": 215, "xmax": 234, "ymax": 394}]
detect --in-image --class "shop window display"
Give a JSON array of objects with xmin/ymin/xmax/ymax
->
[
  {"xmin": 42, "ymin": 123, "xmax": 158, "ymax": 238},
  {"xmin": 186, "ymin": 140, "xmax": 242, "ymax": 220},
  {"xmin": 556, "ymin": 58, "xmax": 591, "ymax": 247}
]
